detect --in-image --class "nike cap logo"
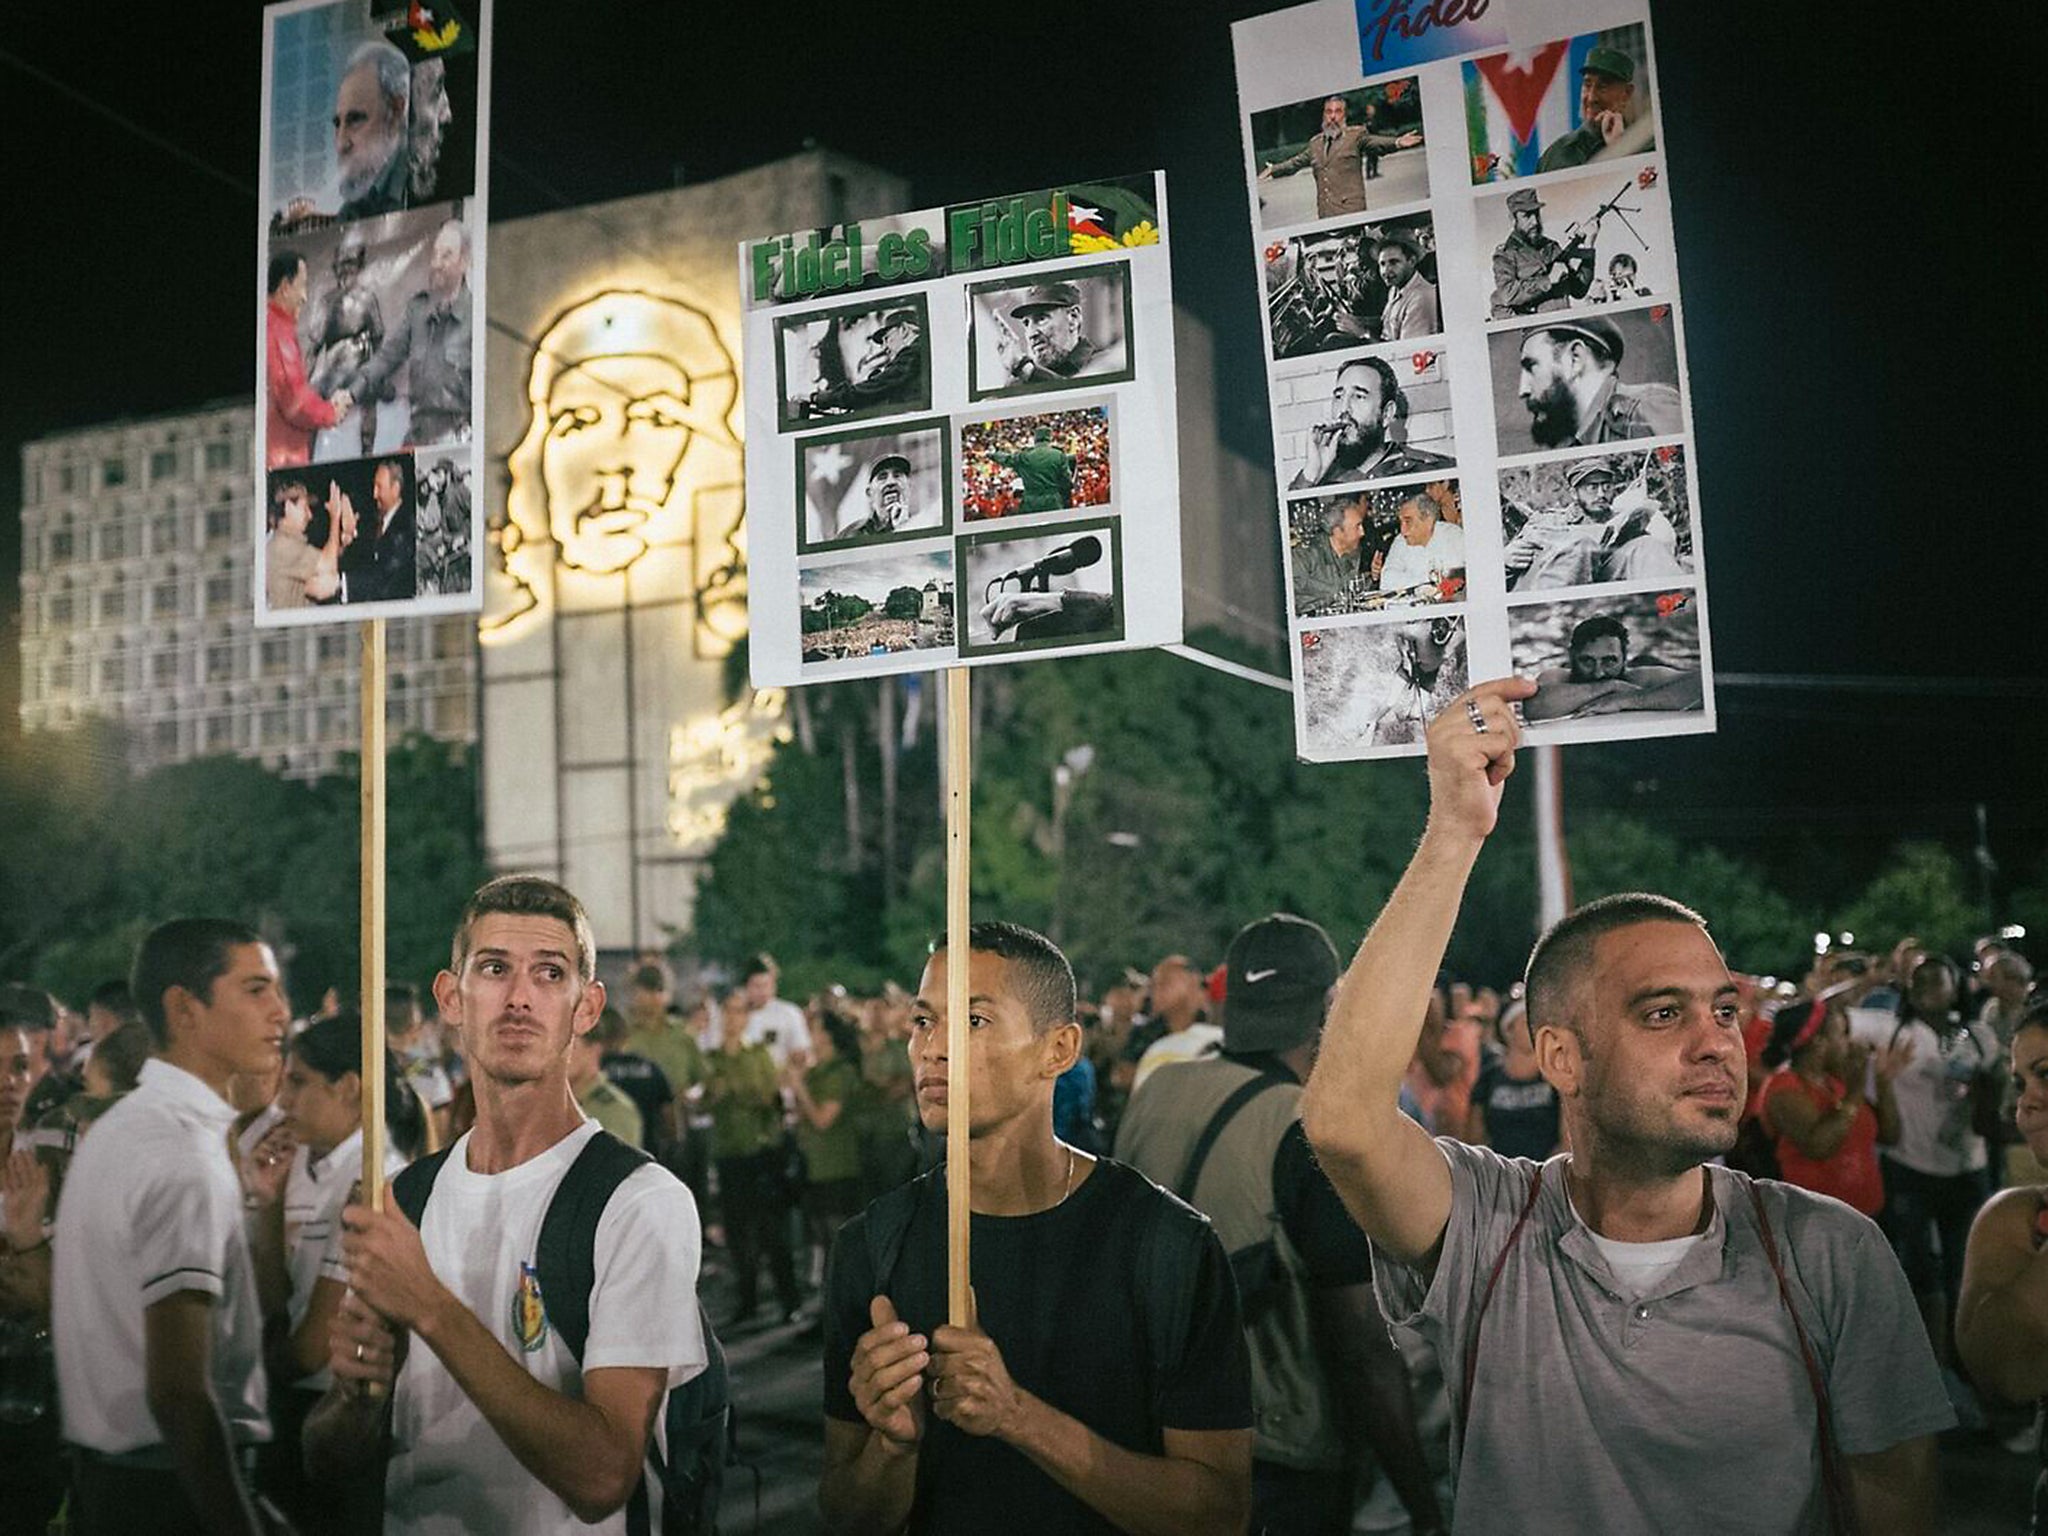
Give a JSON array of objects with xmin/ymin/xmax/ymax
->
[{"xmin": 1245, "ymin": 968, "xmax": 1279, "ymax": 983}]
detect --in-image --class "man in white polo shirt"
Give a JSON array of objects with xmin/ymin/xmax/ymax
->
[
  {"xmin": 306, "ymin": 875, "xmax": 704, "ymax": 1535},
  {"xmin": 53, "ymin": 918, "xmax": 290, "ymax": 1536}
]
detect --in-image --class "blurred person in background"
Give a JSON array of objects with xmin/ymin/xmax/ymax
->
[
  {"xmin": 1757, "ymin": 989, "xmax": 1909, "ymax": 1220},
  {"xmin": 570, "ymin": 1013, "xmax": 643, "ymax": 1147},
  {"xmin": 2, "ymin": 1015, "xmax": 64, "ymax": 1535},
  {"xmin": 1468, "ymin": 1000, "xmax": 1560, "ymax": 1161},
  {"xmin": 788, "ymin": 1008, "xmax": 867, "ymax": 1293},
  {"xmin": 708, "ymin": 989, "xmax": 800, "ymax": 1327}
]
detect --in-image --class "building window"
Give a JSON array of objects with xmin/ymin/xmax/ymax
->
[
  {"xmin": 101, "ymin": 523, "xmax": 127, "ymax": 559},
  {"xmin": 205, "ymin": 441, "xmax": 233, "ymax": 472},
  {"xmin": 152, "ymin": 515, "xmax": 180, "ymax": 554},
  {"xmin": 205, "ymin": 506, "xmax": 233, "ymax": 544},
  {"xmin": 261, "ymin": 636, "xmax": 291, "ymax": 673},
  {"xmin": 49, "ymin": 528, "xmax": 74, "ymax": 561},
  {"xmin": 153, "ymin": 580, "xmax": 182, "ymax": 616},
  {"xmin": 316, "ymin": 630, "xmax": 350, "ymax": 663},
  {"xmin": 47, "ymin": 593, "xmax": 74, "ymax": 627},
  {"xmin": 103, "ymin": 457, "xmax": 128, "ymax": 488},
  {"xmin": 434, "ymin": 616, "xmax": 471, "ymax": 659},
  {"xmin": 47, "ymin": 658, "xmax": 74, "ymax": 693},
  {"xmin": 433, "ymin": 689, "xmax": 472, "ymax": 736},
  {"xmin": 205, "ymin": 573, "xmax": 236, "ymax": 613},
  {"xmin": 260, "ymin": 708, "xmax": 291, "ymax": 745},
  {"xmin": 318, "ymin": 702, "xmax": 349, "ymax": 740},
  {"xmin": 153, "ymin": 651, "xmax": 182, "ymax": 687},
  {"xmin": 150, "ymin": 448, "xmax": 178, "ymax": 481},
  {"xmin": 96, "ymin": 656, "xmax": 126, "ymax": 693},
  {"xmin": 153, "ymin": 719, "xmax": 179, "ymax": 754},
  {"xmin": 58, "ymin": 463, "xmax": 78, "ymax": 494},
  {"xmin": 95, "ymin": 590, "xmax": 127, "ymax": 625},
  {"xmin": 206, "ymin": 643, "xmax": 238, "ymax": 682},
  {"xmin": 206, "ymin": 714, "xmax": 236, "ymax": 751}
]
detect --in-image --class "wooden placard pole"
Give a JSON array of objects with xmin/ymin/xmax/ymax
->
[
  {"xmin": 360, "ymin": 620, "xmax": 388, "ymax": 1214},
  {"xmin": 943, "ymin": 666, "xmax": 973, "ymax": 1327}
]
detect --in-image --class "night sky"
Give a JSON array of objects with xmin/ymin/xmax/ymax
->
[{"xmin": 2, "ymin": 2, "xmax": 2041, "ymax": 891}]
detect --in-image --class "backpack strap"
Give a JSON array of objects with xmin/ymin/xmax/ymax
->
[
  {"xmin": 536, "ymin": 1131, "xmax": 655, "ymax": 1362},
  {"xmin": 1747, "ymin": 1181, "xmax": 1859, "ymax": 1536},
  {"xmin": 861, "ymin": 1169, "xmax": 934, "ymax": 1297},
  {"xmin": 391, "ymin": 1144, "xmax": 455, "ymax": 1228},
  {"xmin": 1456, "ymin": 1161, "xmax": 1545, "ymax": 1448},
  {"xmin": 1135, "ymin": 1186, "xmax": 1211, "ymax": 1409},
  {"xmin": 1175, "ymin": 1071, "xmax": 1294, "ymax": 1203}
]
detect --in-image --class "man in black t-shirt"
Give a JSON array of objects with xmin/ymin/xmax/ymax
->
[
  {"xmin": 592, "ymin": 1006, "xmax": 673, "ymax": 1152},
  {"xmin": 821, "ymin": 921, "xmax": 1253, "ymax": 1535}
]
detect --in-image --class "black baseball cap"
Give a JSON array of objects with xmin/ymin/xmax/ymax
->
[
  {"xmin": 1222, "ymin": 913, "xmax": 1341, "ymax": 1053},
  {"xmin": 868, "ymin": 454, "xmax": 912, "ymax": 479}
]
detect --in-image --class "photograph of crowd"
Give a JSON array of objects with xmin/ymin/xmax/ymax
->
[
  {"xmin": 1288, "ymin": 480, "xmax": 1465, "ymax": 619},
  {"xmin": 1264, "ymin": 211, "xmax": 1440, "ymax": 360},
  {"xmin": 262, "ymin": 452, "xmax": 417, "ymax": 615},
  {"xmin": 958, "ymin": 518, "xmax": 1122, "ymax": 656},
  {"xmin": 959, "ymin": 406, "xmax": 1112, "ymax": 521},
  {"xmin": 1476, "ymin": 165, "xmax": 1676, "ymax": 321},
  {"xmin": 775, "ymin": 295, "xmax": 930, "ymax": 431},
  {"xmin": 1490, "ymin": 308, "xmax": 1683, "ymax": 457},
  {"xmin": 1298, "ymin": 612, "xmax": 1468, "ymax": 757},
  {"xmin": 266, "ymin": 5, "xmax": 479, "ymax": 228},
  {"xmin": 798, "ymin": 550, "xmax": 954, "ymax": 669},
  {"xmin": 1464, "ymin": 25, "xmax": 1656, "ymax": 184},
  {"xmin": 1274, "ymin": 348, "xmax": 1457, "ymax": 492},
  {"xmin": 1248, "ymin": 77, "xmax": 1428, "ymax": 229},
  {"xmin": 798, "ymin": 421, "xmax": 949, "ymax": 553},
  {"xmin": 1500, "ymin": 445, "xmax": 1692, "ymax": 593},
  {"xmin": 265, "ymin": 202, "xmax": 476, "ymax": 469},
  {"xmin": 966, "ymin": 265, "xmax": 1133, "ymax": 401},
  {"xmin": 1511, "ymin": 587, "xmax": 1704, "ymax": 722}
]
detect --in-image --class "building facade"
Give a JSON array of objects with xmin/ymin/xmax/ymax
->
[{"xmin": 17, "ymin": 399, "xmax": 475, "ymax": 780}]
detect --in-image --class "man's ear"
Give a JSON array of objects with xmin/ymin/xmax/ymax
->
[
  {"xmin": 1043, "ymin": 1021, "xmax": 1082, "ymax": 1079},
  {"xmin": 571, "ymin": 978, "xmax": 609, "ymax": 1040},
  {"xmin": 1535, "ymin": 1022, "xmax": 1582, "ymax": 1097},
  {"xmin": 430, "ymin": 969, "xmax": 461, "ymax": 1029}
]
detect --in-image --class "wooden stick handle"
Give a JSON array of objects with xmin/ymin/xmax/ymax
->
[
  {"xmin": 360, "ymin": 619, "xmax": 389, "ymax": 1401},
  {"xmin": 944, "ymin": 666, "xmax": 972, "ymax": 1327}
]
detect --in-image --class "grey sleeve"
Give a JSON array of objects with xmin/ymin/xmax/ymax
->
[
  {"xmin": 1370, "ymin": 1139, "xmax": 1539, "ymax": 1361},
  {"xmin": 1810, "ymin": 1206, "xmax": 1957, "ymax": 1454}
]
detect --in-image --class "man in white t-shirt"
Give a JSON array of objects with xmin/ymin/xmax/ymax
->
[
  {"xmin": 307, "ymin": 876, "xmax": 705, "ymax": 1535},
  {"xmin": 53, "ymin": 918, "xmax": 291, "ymax": 1536},
  {"xmin": 740, "ymin": 953, "xmax": 812, "ymax": 1067},
  {"xmin": 1374, "ymin": 488, "xmax": 1465, "ymax": 595}
]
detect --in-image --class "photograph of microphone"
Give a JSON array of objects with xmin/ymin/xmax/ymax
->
[{"xmin": 958, "ymin": 518, "xmax": 1123, "ymax": 656}]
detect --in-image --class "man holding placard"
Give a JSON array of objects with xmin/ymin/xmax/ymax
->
[{"xmin": 821, "ymin": 921, "xmax": 1252, "ymax": 1535}]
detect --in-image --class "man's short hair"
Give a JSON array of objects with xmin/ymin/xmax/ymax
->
[
  {"xmin": 739, "ymin": 955, "xmax": 777, "ymax": 984},
  {"xmin": 1610, "ymin": 254, "xmax": 1638, "ymax": 273},
  {"xmin": 88, "ymin": 979, "xmax": 136, "ymax": 1017},
  {"xmin": 1374, "ymin": 235, "xmax": 1419, "ymax": 260},
  {"xmin": 385, "ymin": 980, "xmax": 421, "ymax": 1016},
  {"xmin": 1524, "ymin": 892, "xmax": 1709, "ymax": 1037},
  {"xmin": 1323, "ymin": 95, "xmax": 1348, "ymax": 114},
  {"xmin": 932, "ymin": 921, "xmax": 1077, "ymax": 1034},
  {"xmin": 267, "ymin": 250, "xmax": 306, "ymax": 296},
  {"xmin": 1335, "ymin": 355, "xmax": 1406, "ymax": 417},
  {"xmin": 450, "ymin": 875, "xmax": 597, "ymax": 985},
  {"xmin": 130, "ymin": 918, "xmax": 265, "ymax": 1049},
  {"xmin": 345, "ymin": 38, "xmax": 411, "ymax": 108},
  {"xmin": 1322, "ymin": 496, "xmax": 1365, "ymax": 534},
  {"xmin": 1568, "ymin": 614, "xmax": 1630, "ymax": 655},
  {"xmin": 1399, "ymin": 490, "xmax": 1441, "ymax": 523},
  {"xmin": 94, "ymin": 1016, "xmax": 155, "ymax": 1095},
  {"xmin": 0, "ymin": 984, "xmax": 57, "ymax": 1034}
]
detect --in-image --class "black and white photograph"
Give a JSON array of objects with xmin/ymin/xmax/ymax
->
[
  {"xmin": 798, "ymin": 550, "xmax": 954, "ymax": 670},
  {"xmin": 267, "ymin": 201, "xmax": 476, "ymax": 470},
  {"xmin": 960, "ymin": 405, "xmax": 1112, "ymax": 522},
  {"xmin": 957, "ymin": 517, "xmax": 1123, "ymax": 657},
  {"xmin": 796, "ymin": 420, "xmax": 949, "ymax": 553},
  {"xmin": 967, "ymin": 263, "xmax": 1134, "ymax": 402},
  {"xmin": 266, "ymin": 2, "xmax": 480, "ymax": 227},
  {"xmin": 1512, "ymin": 589, "xmax": 1704, "ymax": 723},
  {"xmin": 1500, "ymin": 445, "xmax": 1693, "ymax": 593},
  {"xmin": 1490, "ymin": 306, "xmax": 1683, "ymax": 457},
  {"xmin": 1249, "ymin": 78, "xmax": 1428, "ymax": 230},
  {"xmin": 1478, "ymin": 166, "xmax": 1676, "ymax": 321},
  {"xmin": 1273, "ymin": 346, "xmax": 1456, "ymax": 493},
  {"xmin": 1287, "ymin": 481, "xmax": 1465, "ymax": 619},
  {"xmin": 262, "ymin": 451, "xmax": 415, "ymax": 617},
  {"xmin": 412, "ymin": 446, "xmax": 474, "ymax": 596},
  {"xmin": 774, "ymin": 294, "xmax": 930, "ymax": 432},
  {"xmin": 1463, "ymin": 25, "xmax": 1656, "ymax": 184},
  {"xmin": 1298, "ymin": 612, "xmax": 1468, "ymax": 758},
  {"xmin": 1264, "ymin": 211, "xmax": 1441, "ymax": 360}
]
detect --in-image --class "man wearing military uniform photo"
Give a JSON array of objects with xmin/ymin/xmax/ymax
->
[
  {"xmin": 1538, "ymin": 46, "xmax": 1645, "ymax": 173},
  {"xmin": 1289, "ymin": 498, "xmax": 1367, "ymax": 614},
  {"xmin": 1514, "ymin": 316, "xmax": 1681, "ymax": 449},
  {"xmin": 1490, "ymin": 188, "xmax": 1594, "ymax": 318},
  {"xmin": 1290, "ymin": 357, "xmax": 1454, "ymax": 490},
  {"xmin": 986, "ymin": 427, "xmax": 1076, "ymax": 515},
  {"xmin": 1258, "ymin": 96, "xmax": 1422, "ymax": 219},
  {"xmin": 996, "ymin": 282, "xmax": 1123, "ymax": 383}
]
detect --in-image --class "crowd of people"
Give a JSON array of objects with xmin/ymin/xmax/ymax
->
[
  {"xmin": 960, "ymin": 409, "xmax": 1111, "ymax": 520},
  {"xmin": 2, "ymin": 690, "xmax": 2045, "ymax": 1536}
]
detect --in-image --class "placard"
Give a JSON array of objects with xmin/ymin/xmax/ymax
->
[
  {"xmin": 741, "ymin": 175, "xmax": 1181, "ymax": 683},
  {"xmin": 256, "ymin": 0, "xmax": 490, "ymax": 626},
  {"xmin": 1235, "ymin": 1, "xmax": 1714, "ymax": 759}
]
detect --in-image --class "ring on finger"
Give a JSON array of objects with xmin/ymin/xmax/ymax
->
[
  {"xmin": 1465, "ymin": 699, "xmax": 1488, "ymax": 735},
  {"xmin": 355, "ymin": 1342, "xmax": 366, "ymax": 1363}
]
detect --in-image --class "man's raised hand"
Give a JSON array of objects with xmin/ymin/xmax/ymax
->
[{"xmin": 1424, "ymin": 677, "xmax": 1537, "ymax": 843}]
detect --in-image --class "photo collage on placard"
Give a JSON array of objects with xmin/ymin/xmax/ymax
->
[
  {"xmin": 781, "ymin": 179, "xmax": 1158, "ymax": 677},
  {"xmin": 1465, "ymin": 21, "xmax": 1705, "ymax": 730},
  {"xmin": 260, "ymin": 0, "xmax": 483, "ymax": 622},
  {"xmin": 1246, "ymin": 65, "xmax": 1472, "ymax": 755}
]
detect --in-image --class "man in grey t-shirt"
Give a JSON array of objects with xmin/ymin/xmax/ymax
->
[{"xmin": 1300, "ymin": 675, "xmax": 1952, "ymax": 1534}]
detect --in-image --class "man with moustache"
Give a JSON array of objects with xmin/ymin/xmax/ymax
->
[
  {"xmin": 306, "ymin": 876, "xmax": 705, "ymax": 1535},
  {"xmin": 1303, "ymin": 679, "xmax": 1950, "ymax": 1533},
  {"xmin": 338, "ymin": 458, "xmax": 416, "ymax": 604},
  {"xmin": 1258, "ymin": 95, "xmax": 1423, "ymax": 219},
  {"xmin": 1291, "ymin": 496, "xmax": 1368, "ymax": 614},
  {"xmin": 996, "ymin": 283, "xmax": 1125, "ymax": 385},
  {"xmin": 356, "ymin": 217, "xmax": 474, "ymax": 448},
  {"xmin": 1489, "ymin": 188, "xmax": 1594, "ymax": 318},
  {"xmin": 1513, "ymin": 315, "xmax": 1681, "ymax": 450},
  {"xmin": 53, "ymin": 920, "xmax": 293, "ymax": 1535},
  {"xmin": 408, "ymin": 57, "xmax": 454, "ymax": 202},
  {"xmin": 1538, "ymin": 46, "xmax": 1646, "ymax": 174},
  {"xmin": 821, "ymin": 922, "xmax": 1253, "ymax": 1536},
  {"xmin": 1290, "ymin": 356, "xmax": 1453, "ymax": 490},
  {"xmin": 1522, "ymin": 613, "xmax": 1702, "ymax": 721},
  {"xmin": 1375, "ymin": 235, "xmax": 1440, "ymax": 341},
  {"xmin": 332, "ymin": 40, "xmax": 411, "ymax": 221}
]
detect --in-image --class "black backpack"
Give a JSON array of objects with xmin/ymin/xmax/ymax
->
[{"xmin": 393, "ymin": 1130, "xmax": 734, "ymax": 1535}]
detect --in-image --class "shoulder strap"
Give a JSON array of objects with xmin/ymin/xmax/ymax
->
[
  {"xmin": 862, "ymin": 1169, "xmax": 933, "ymax": 1297},
  {"xmin": 1747, "ymin": 1181, "xmax": 1859, "ymax": 1536},
  {"xmin": 1176, "ymin": 1072, "xmax": 1293, "ymax": 1202},
  {"xmin": 1134, "ymin": 1179, "xmax": 1210, "ymax": 1398},
  {"xmin": 1457, "ymin": 1161, "xmax": 1545, "ymax": 1448},
  {"xmin": 391, "ymin": 1144, "xmax": 455, "ymax": 1227},
  {"xmin": 536, "ymin": 1131, "xmax": 655, "ymax": 1363}
]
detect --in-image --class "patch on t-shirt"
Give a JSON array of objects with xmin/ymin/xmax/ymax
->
[{"xmin": 510, "ymin": 1260, "xmax": 549, "ymax": 1352}]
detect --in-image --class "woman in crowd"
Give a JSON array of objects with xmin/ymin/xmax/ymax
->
[
  {"xmin": 1959, "ymin": 992, "xmax": 2048, "ymax": 1530},
  {"xmin": 1757, "ymin": 987, "xmax": 1909, "ymax": 1218},
  {"xmin": 787, "ymin": 1008, "xmax": 866, "ymax": 1266},
  {"xmin": 2, "ymin": 1017, "xmax": 66, "ymax": 1533},
  {"xmin": 257, "ymin": 1012, "xmax": 422, "ymax": 1530},
  {"xmin": 706, "ymin": 988, "xmax": 800, "ymax": 1327}
]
